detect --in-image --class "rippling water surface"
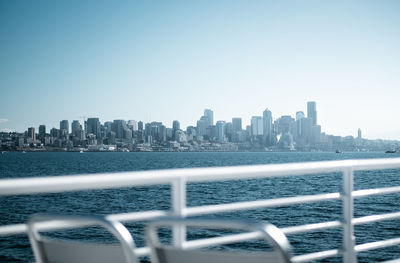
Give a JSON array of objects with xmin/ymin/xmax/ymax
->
[{"xmin": 1, "ymin": 152, "xmax": 400, "ymax": 262}]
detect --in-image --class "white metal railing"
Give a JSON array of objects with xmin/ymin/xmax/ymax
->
[{"xmin": 2, "ymin": 158, "xmax": 400, "ymax": 262}]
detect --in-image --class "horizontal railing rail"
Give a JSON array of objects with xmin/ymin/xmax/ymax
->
[{"xmin": 1, "ymin": 158, "xmax": 400, "ymax": 263}]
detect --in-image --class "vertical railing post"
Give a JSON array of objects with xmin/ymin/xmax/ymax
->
[
  {"xmin": 342, "ymin": 167, "xmax": 357, "ymax": 263},
  {"xmin": 172, "ymin": 178, "xmax": 186, "ymax": 247}
]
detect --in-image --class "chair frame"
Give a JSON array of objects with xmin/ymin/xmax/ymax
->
[
  {"xmin": 27, "ymin": 214, "xmax": 138, "ymax": 263},
  {"xmin": 145, "ymin": 217, "xmax": 292, "ymax": 263}
]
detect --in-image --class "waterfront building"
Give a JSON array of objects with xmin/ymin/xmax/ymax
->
[
  {"xmin": 206, "ymin": 125, "xmax": 217, "ymax": 140},
  {"xmin": 186, "ymin": 126, "xmax": 196, "ymax": 136},
  {"xmin": 86, "ymin": 118, "xmax": 101, "ymax": 138},
  {"xmin": 263, "ymin": 109, "xmax": 273, "ymax": 145},
  {"xmin": 124, "ymin": 128, "xmax": 133, "ymax": 141},
  {"xmin": 172, "ymin": 120, "xmax": 180, "ymax": 140},
  {"xmin": 175, "ymin": 129, "xmax": 187, "ymax": 143},
  {"xmin": 27, "ymin": 127, "xmax": 35, "ymax": 141},
  {"xmin": 300, "ymin": 117, "xmax": 313, "ymax": 144},
  {"xmin": 138, "ymin": 121, "xmax": 144, "ymax": 131},
  {"xmin": 112, "ymin": 120, "xmax": 126, "ymax": 139},
  {"xmin": 103, "ymin": 122, "xmax": 112, "ymax": 133},
  {"xmin": 50, "ymin": 128, "xmax": 59, "ymax": 138},
  {"xmin": 128, "ymin": 120, "xmax": 138, "ymax": 131},
  {"xmin": 251, "ymin": 116, "xmax": 263, "ymax": 136},
  {"xmin": 232, "ymin": 118, "xmax": 242, "ymax": 132},
  {"xmin": 311, "ymin": 125, "xmax": 322, "ymax": 145},
  {"xmin": 216, "ymin": 121, "xmax": 226, "ymax": 143},
  {"xmin": 307, "ymin": 101, "xmax": 317, "ymax": 125},
  {"xmin": 160, "ymin": 125, "xmax": 167, "ymax": 142},
  {"xmin": 71, "ymin": 120, "xmax": 81, "ymax": 137},
  {"xmin": 196, "ymin": 119, "xmax": 208, "ymax": 136},
  {"xmin": 225, "ymin": 122, "xmax": 233, "ymax": 142},
  {"xmin": 38, "ymin": 125, "xmax": 46, "ymax": 137},
  {"xmin": 60, "ymin": 120, "xmax": 69, "ymax": 134},
  {"xmin": 275, "ymin": 115, "xmax": 294, "ymax": 135},
  {"xmin": 204, "ymin": 109, "xmax": 214, "ymax": 126},
  {"xmin": 166, "ymin": 128, "xmax": 173, "ymax": 140},
  {"xmin": 172, "ymin": 120, "xmax": 180, "ymax": 131}
]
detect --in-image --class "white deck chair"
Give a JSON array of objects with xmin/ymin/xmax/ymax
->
[
  {"xmin": 146, "ymin": 217, "xmax": 292, "ymax": 263},
  {"xmin": 27, "ymin": 214, "xmax": 138, "ymax": 263}
]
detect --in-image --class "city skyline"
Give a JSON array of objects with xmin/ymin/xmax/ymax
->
[
  {"xmin": 3, "ymin": 101, "xmax": 400, "ymax": 153},
  {"xmin": 0, "ymin": 101, "xmax": 394, "ymax": 141},
  {"xmin": 1, "ymin": 1, "xmax": 400, "ymax": 140}
]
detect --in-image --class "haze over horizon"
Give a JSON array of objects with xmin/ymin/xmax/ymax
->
[{"xmin": 1, "ymin": 1, "xmax": 400, "ymax": 140}]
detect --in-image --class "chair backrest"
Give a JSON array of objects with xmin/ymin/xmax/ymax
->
[
  {"xmin": 145, "ymin": 217, "xmax": 292, "ymax": 263},
  {"xmin": 27, "ymin": 214, "xmax": 138, "ymax": 263}
]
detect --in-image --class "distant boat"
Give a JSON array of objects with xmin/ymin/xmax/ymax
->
[
  {"xmin": 385, "ymin": 150, "xmax": 397, "ymax": 153},
  {"xmin": 22, "ymin": 151, "xmax": 26, "ymax": 154},
  {"xmin": 79, "ymin": 150, "xmax": 84, "ymax": 153},
  {"xmin": 335, "ymin": 149, "xmax": 343, "ymax": 154}
]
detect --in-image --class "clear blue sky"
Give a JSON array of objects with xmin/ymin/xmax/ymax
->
[{"xmin": 1, "ymin": 0, "xmax": 400, "ymax": 139}]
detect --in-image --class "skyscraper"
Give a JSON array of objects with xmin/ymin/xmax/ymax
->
[
  {"xmin": 138, "ymin": 121, "xmax": 143, "ymax": 131},
  {"xmin": 86, "ymin": 118, "xmax": 101, "ymax": 138},
  {"xmin": 204, "ymin": 109, "xmax": 214, "ymax": 126},
  {"xmin": 358, "ymin": 128, "xmax": 362, "ymax": 139},
  {"xmin": 232, "ymin": 118, "xmax": 242, "ymax": 132},
  {"xmin": 27, "ymin": 127, "xmax": 35, "ymax": 141},
  {"xmin": 263, "ymin": 109, "xmax": 273, "ymax": 145},
  {"xmin": 112, "ymin": 120, "xmax": 126, "ymax": 139},
  {"xmin": 172, "ymin": 120, "xmax": 180, "ymax": 131},
  {"xmin": 39, "ymin": 125, "xmax": 46, "ymax": 137},
  {"xmin": 196, "ymin": 119, "xmax": 208, "ymax": 136},
  {"xmin": 307, "ymin": 101, "xmax": 317, "ymax": 125},
  {"xmin": 128, "ymin": 120, "xmax": 138, "ymax": 131},
  {"xmin": 71, "ymin": 120, "xmax": 81, "ymax": 136},
  {"xmin": 60, "ymin": 120, "xmax": 69, "ymax": 134},
  {"xmin": 216, "ymin": 121, "xmax": 226, "ymax": 142},
  {"xmin": 251, "ymin": 116, "xmax": 263, "ymax": 136}
]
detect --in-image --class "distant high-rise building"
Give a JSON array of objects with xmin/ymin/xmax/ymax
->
[
  {"xmin": 86, "ymin": 118, "xmax": 101, "ymax": 138},
  {"xmin": 307, "ymin": 101, "xmax": 317, "ymax": 125},
  {"xmin": 160, "ymin": 125, "xmax": 167, "ymax": 142},
  {"xmin": 39, "ymin": 125, "xmax": 46, "ymax": 137},
  {"xmin": 127, "ymin": 120, "xmax": 138, "ymax": 131},
  {"xmin": 275, "ymin": 115, "xmax": 295, "ymax": 134},
  {"xmin": 112, "ymin": 120, "xmax": 127, "ymax": 139},
  {"xmin": 60, "ymin": 120, "xmax": 69, "ymax": 134},
  {"xmin": 216, "ymin": 121, "xmax": 226, "ymax": 143},
  {"xmin": 27, "ymin": 127, "xmax": 35, "ymax": 141},
  {"xmin": 71, "ymin": 120, "xmax": 81, "ymax": 136},
  {"xmin": 138, "ymin": 121, "xmax": 143, "ymax": 131},
  {"xmin": 251, "ymin": 116, "xmax": 263, "ymax": 136},
  {"xmin": 263, "ymin": 109, "xmax": 273, "ymax": 145},
  {"xmin": 172, "ymin": 120, "xmax": 180, "ymax": 131},
  {"xmin": 196, "ymin": 119, "xmax": 208, "ymax": 136},
  {"xmin": 300, "ymin": 118, "xmax": 313, "ymax": 143},
  {"xmin": 104, "ymin": 122, "xmax": 113, "ymax": 133},
  {"xmin": 358, "ymin": 128, "xmax": 362, "ymax": 139},
  {"xmin": 204, "ymin": 109, "xmax": 214, "ymax": 126},
  {"xmin": 225, "ymin": 122, "xmax": 233, "ymax": 141},
  {"xmin": 232, "ymin": 118, "xmax": 242, "ymax": 132},
  {"xmin": 311, "ymin": 125, "xmax": 321, "ymax": 145},
  {"xmin": 50, "ymin": 128, "xmax": 59, "ymax": 138}
]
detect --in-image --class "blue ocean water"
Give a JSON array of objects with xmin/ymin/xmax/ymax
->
[{"xmin": 1, "ymin": 152, "xmax": 400, "ymax": 262}]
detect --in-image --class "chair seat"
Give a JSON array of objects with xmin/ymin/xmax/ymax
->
[
  {"xmin": 39, "ymin": 239, "xmax": 127, "ymax": 263},
  {"xmin": 155, "ymin": 247, "xmax": 284, "ymax": 263}
]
